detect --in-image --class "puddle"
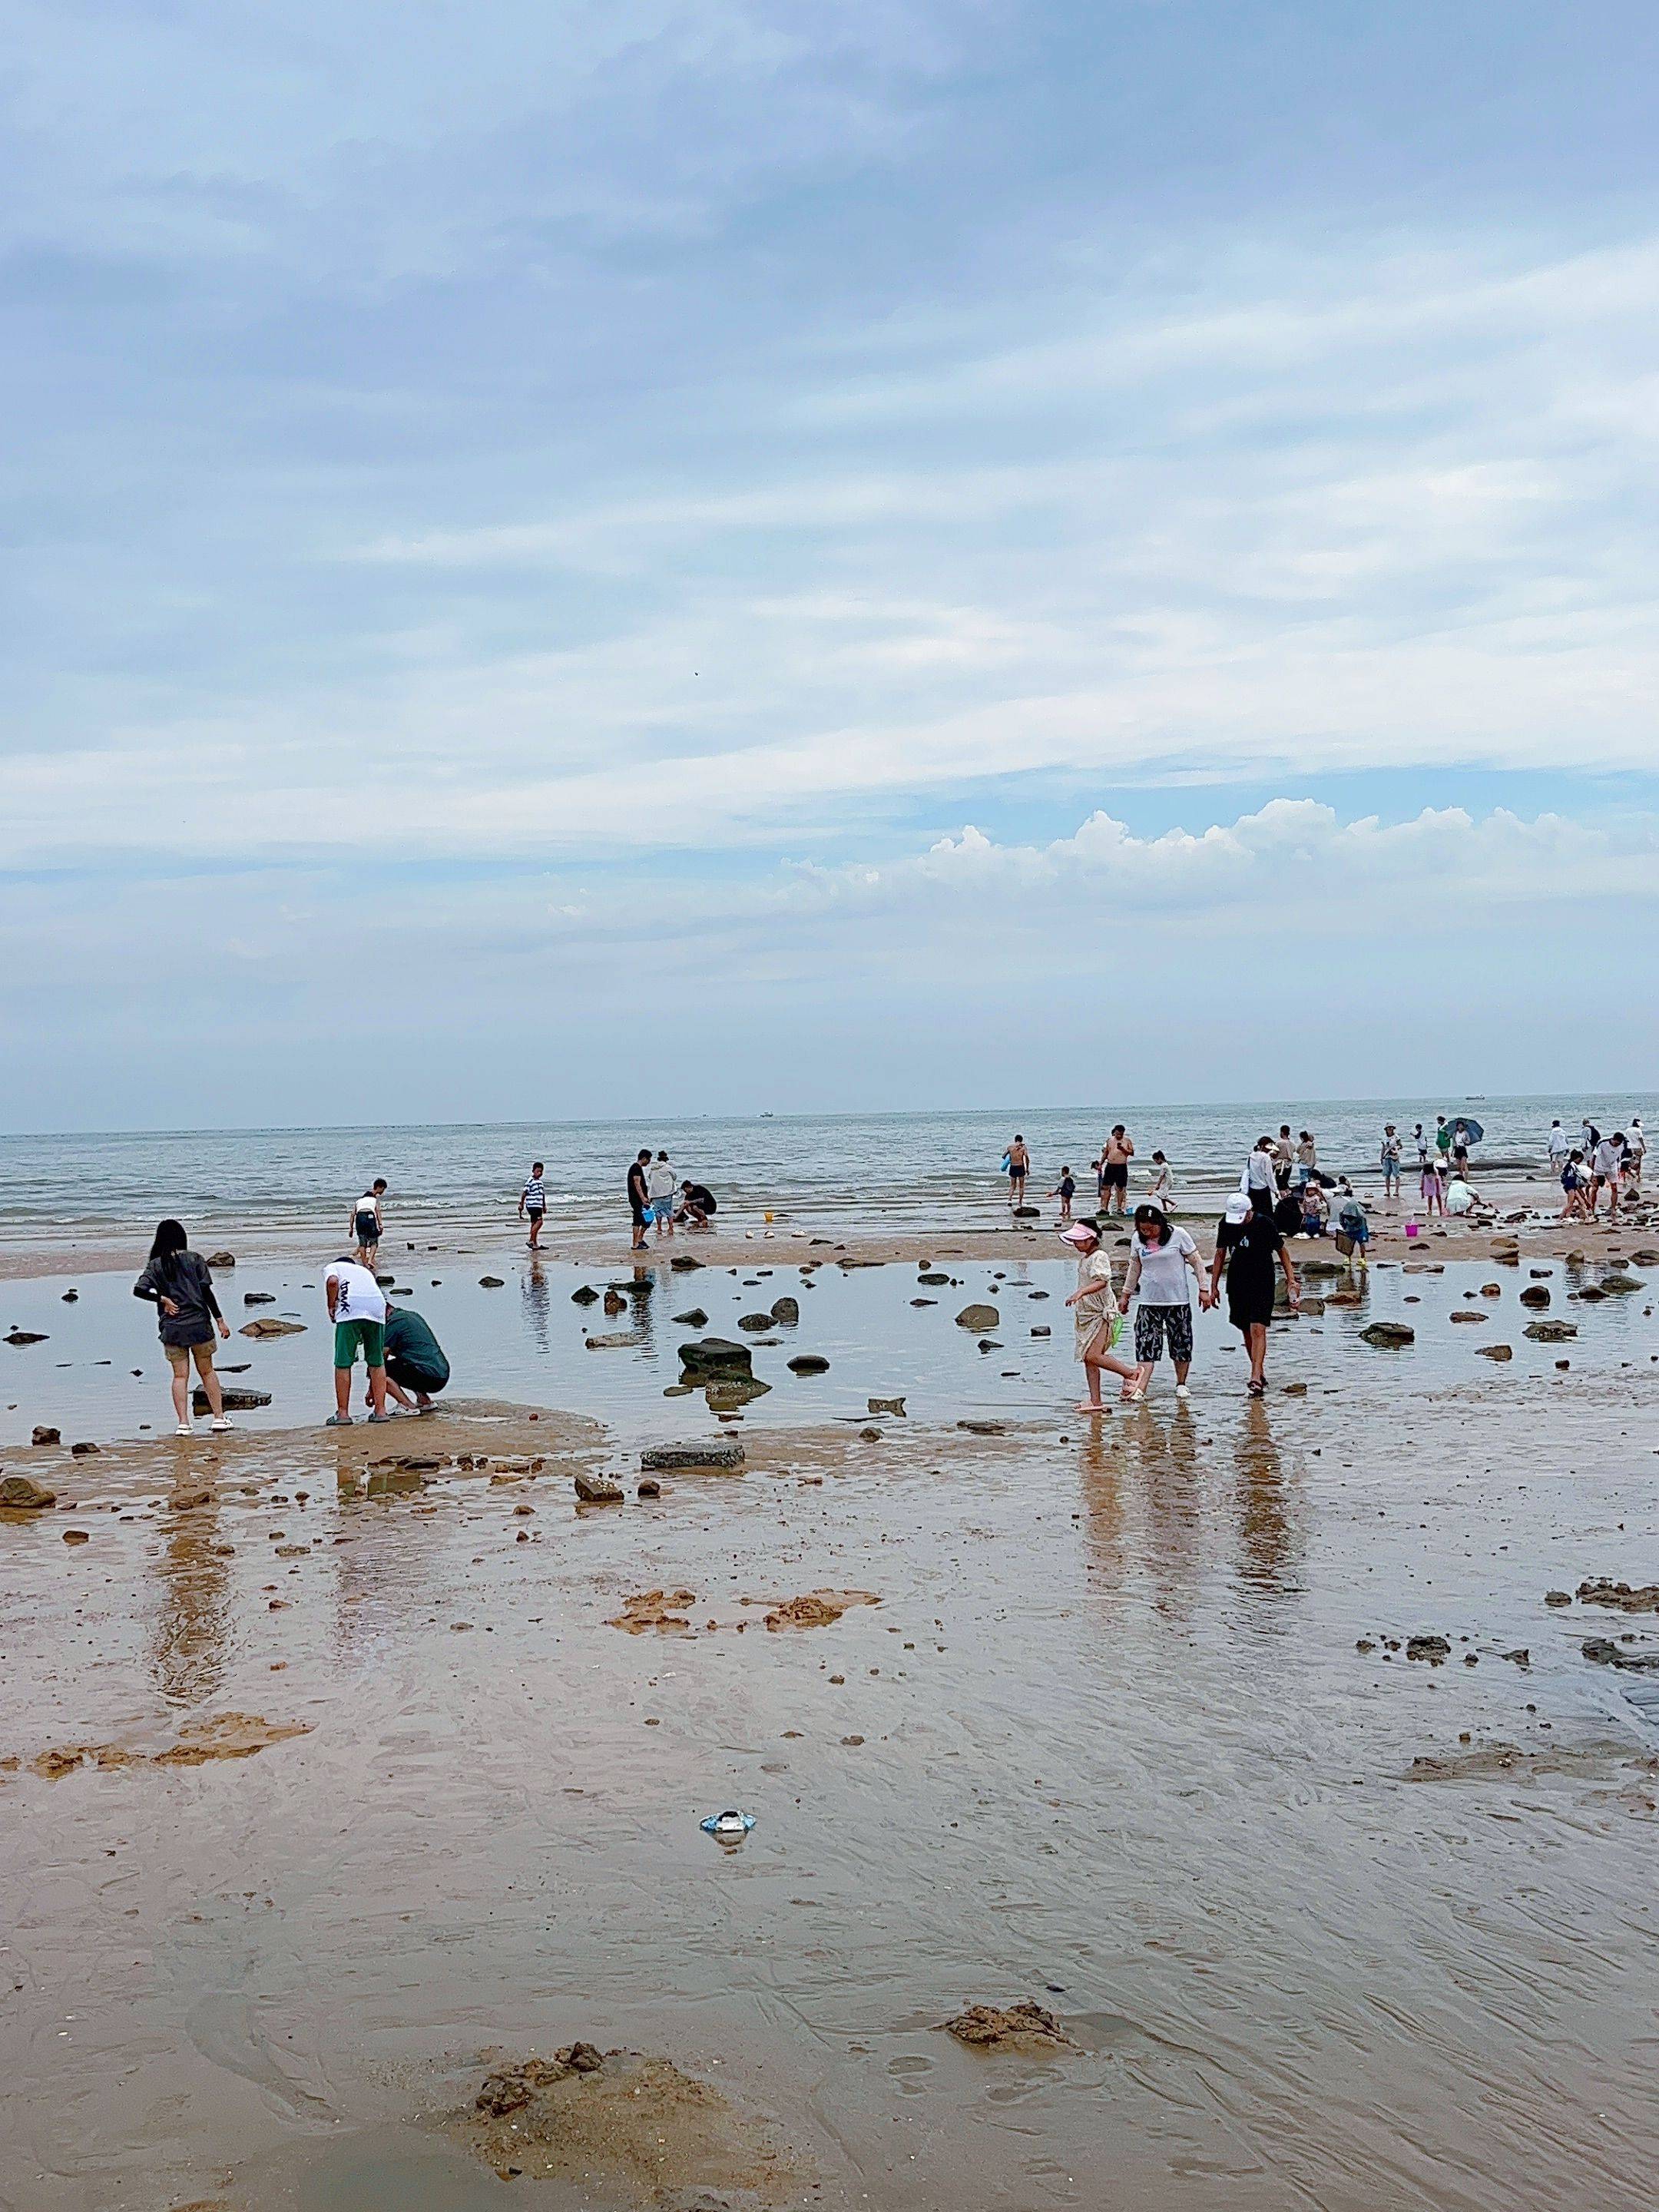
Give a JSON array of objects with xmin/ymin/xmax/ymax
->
[{"xmin": 2, "ymin": 1252, "xmax": 1654, "ymax": 1449}]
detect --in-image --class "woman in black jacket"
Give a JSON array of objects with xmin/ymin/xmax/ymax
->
[{"xmin": 134, "ymin": 1219, "xmax": 233, "ymax": 1436}]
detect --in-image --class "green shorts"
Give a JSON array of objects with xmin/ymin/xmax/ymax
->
[{"xmin": 333, "ymin": 1318, "xmax": 386, "ymax": 1369}]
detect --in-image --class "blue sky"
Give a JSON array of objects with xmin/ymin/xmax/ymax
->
[{"xmin": 3, "ymin": 2, "xmax": 1657, "ymax": 1128}]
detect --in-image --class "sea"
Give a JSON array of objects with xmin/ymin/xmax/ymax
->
[{"xmin": 0, "ymin": 1094, "xmax": 1635, "ymax": 1261}]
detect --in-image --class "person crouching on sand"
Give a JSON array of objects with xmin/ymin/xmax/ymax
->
[{"xmin": 1061, "ymin": 1220, "xmax": 1137, "ymax": 1412}]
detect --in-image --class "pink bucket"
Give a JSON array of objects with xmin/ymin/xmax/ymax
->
[{"xmin": 1404, "ymin": 1220, "xmax": 1420, "ymax": 1240}]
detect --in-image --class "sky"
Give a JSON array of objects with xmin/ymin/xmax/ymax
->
[{"xmin": 3, "ymin": 1, "xmax": 1657, "ymax": 1130}]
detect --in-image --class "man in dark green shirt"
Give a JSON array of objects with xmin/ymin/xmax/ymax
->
[{"xmin": 382, "ymin": 1304, "xmax": 451, "ymax": 1412}]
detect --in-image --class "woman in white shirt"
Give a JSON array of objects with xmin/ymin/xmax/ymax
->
[
  {"xmin": 1118, "ymin": 1204, "xmax": 1212, "ymax": 1401},
  {"xmin": 1061, "ymin": 1220, "xmax": 1137, "ymax": 1412},
  {"xmin": 647, "ymin": 1151, "xmax": 677, "ymax": 1238}
]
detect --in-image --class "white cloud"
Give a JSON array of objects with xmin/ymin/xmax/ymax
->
[{"xmin": 771, "ymin": 801, "xmax": 1659, "ymax": 926}]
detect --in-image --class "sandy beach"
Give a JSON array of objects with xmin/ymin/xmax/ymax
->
[{"xmin": 5, "ymin": 1212, "xmax": 1658, "ymax": 2210}]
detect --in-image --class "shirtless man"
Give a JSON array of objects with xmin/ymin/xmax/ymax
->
[
  {"xmin": 1006, "ymin": 1134, "xmax": 1031, "ymax": 1209},
  {"xmin": 1100, "ymin": 1124, "xmax": 1135, "ymax": 1214}
]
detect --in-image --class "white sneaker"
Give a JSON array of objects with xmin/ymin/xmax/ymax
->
[
  {"xmin": 1174, "ymin": 1384, "xmax": 1190, "ymax": 1400},
  {"xmin": 210, "ymin": 1416, "xmax": 233, "ymax": 1433},
  {"xmin": 174, "ymin": 1422, "xmax": 194, "ymax": 1437}
]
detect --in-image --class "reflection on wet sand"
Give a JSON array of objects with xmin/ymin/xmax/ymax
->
[
  {"xmin": 148, "ymin": 1452, "xmax": 233, "ymax": 1708},
  {"xmin": 1231, "ymin": 1399, "xmax": 1300, "ymax": 1599}
]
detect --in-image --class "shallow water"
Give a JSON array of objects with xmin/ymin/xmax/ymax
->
[
  {"xmin": 5, "ymin": 1257, "xmax": 1659, "ymax": 2210},
  {"xmin": 0, "ymin": 1092, "xmax": 1632, "ymax": 1259},
  {"xmin": 3, "ymin": 1245, "xmax": 1654, "ymax": 1450}
]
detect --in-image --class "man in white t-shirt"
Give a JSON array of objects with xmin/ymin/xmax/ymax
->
[
  {"xmin": 1547, "ymin": 1119, "xmax": 1570, "ymax": 1170},
  {"xmin": 1628, "ymin": 1117, "xmax": 1646, "ymax": 1190},
  {"xmin": 325, "ymin": 1255, "xmax": 390, "ymax": 1425}
]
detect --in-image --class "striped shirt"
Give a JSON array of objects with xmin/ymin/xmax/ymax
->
[{"xmin": 522, "ymin": 1177, "xmax": 546, "ymax": 1212}]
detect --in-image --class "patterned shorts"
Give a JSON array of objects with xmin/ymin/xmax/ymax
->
[{"xmin": 1134, "ymin": 1302, "xmax": 1194, "ymax": 1365}]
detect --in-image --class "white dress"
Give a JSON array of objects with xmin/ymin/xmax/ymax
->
[{"xmin": 1074, "ymin": 1249, "xmax": 1117, "ymax": 1361}]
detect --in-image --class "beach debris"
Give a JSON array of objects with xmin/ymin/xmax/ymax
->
[
  {"xmin": 787, "ymin": 1354, "xmax": 830, "ymax": 1374},
  {"xmin": 1524, "ymin": 1320, "xmax": 1577, "ymax": 1341},
  {"xmin": 608, "ymin": 1589, "xmax": 697, "ymax": 1634},
  {"xmin": 0, "ymin": 1475, "xmax": 56, "ymax": 1511},
  {"xmin": 455, "ymin": 2041, "xmax": 791, "ymax": 2199},
  {"xmin": 29, "ymin": 1712, "xmax": 310, "ymax": 1779},
  {"xmin": 1578, "ymin": 1578, "xmax": 1659, "ymax": 1613},
  {"xmin": 475, "ymin": 2043, "xmax": 607, "ymax": 2117},
  {"xmin": 573, "ymin": 1470, "xmax": 624, "ymax": 1505},
  {"xmin": 941, "ymin": 2001, "xmax": 1075, "ymax": 2052},
  {"xmin": 1360, "ymin": 1321, "xmax": 1414, "ymax": 1347},
  {"xmin": 641, "ymin": 1440, "xmax": 745, "ymax": 1472},
  {"xmin": 700, "ymin": 1808, "xmax": 756, "ymax": 1838},
  {"xmin": 1582, "ymin": 1637, "xmax": 1659, "ymax": 1671},
  {"xmin": 1406, "ymin": 1634, "xmax": 1451, "ymax": 1663},
  {"xmin": 238, "ymin": 1317, "xmax": 305, "ymax": 1338},
  {"xmin": 760, "ymin": 1589, "xmax": 878, "ymax": 1631},
  {"xmin": 955, "ymin": 1303, "xmax": 1000, "ymax": 1330},
  {"xmin": 869, "ymin": 1396, "xmax": 906, "ymax": 1416}
]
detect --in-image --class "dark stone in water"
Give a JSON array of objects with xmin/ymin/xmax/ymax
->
[
  {"xmin": 194, "ymin": 1385, "xmax": 272, "ymax": 1412},
  {"xmin": 571, "ymin": 1286, "xmax": 600, "ymax": 1306},
  {"xmin": 679, "ymin": 1338, "xmax": 753, "ymax": 1379},
  {"xmin": 788, "ymin": 1354, "xmax": 830, "ymax": 1374}
]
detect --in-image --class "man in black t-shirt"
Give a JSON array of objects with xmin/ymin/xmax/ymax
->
[
  {"xmin": 677, "ymin": 1181, "xmax": 717, "ymax": 1229},
  {"xmin": 1210, "ymin": 1194, "xmax": 1300, "ymax": 1398},
  {"xmin": 628, "ymin": 1151, "xmax": 652, "ymax": 1250}
]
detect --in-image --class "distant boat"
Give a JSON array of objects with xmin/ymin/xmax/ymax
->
[{"xmin": 1465, "ymin": 1094, "xmax": 1485, "ymax": 1101}]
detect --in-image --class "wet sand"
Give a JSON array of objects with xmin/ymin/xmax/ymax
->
[
  {"xmin": 5, "ymin": 1250, "xmax": 1659, "ymax": 2211},
  {"xmin": 2, "ymin": 1188, "xmax": 1649, "ymax": 1288}
]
